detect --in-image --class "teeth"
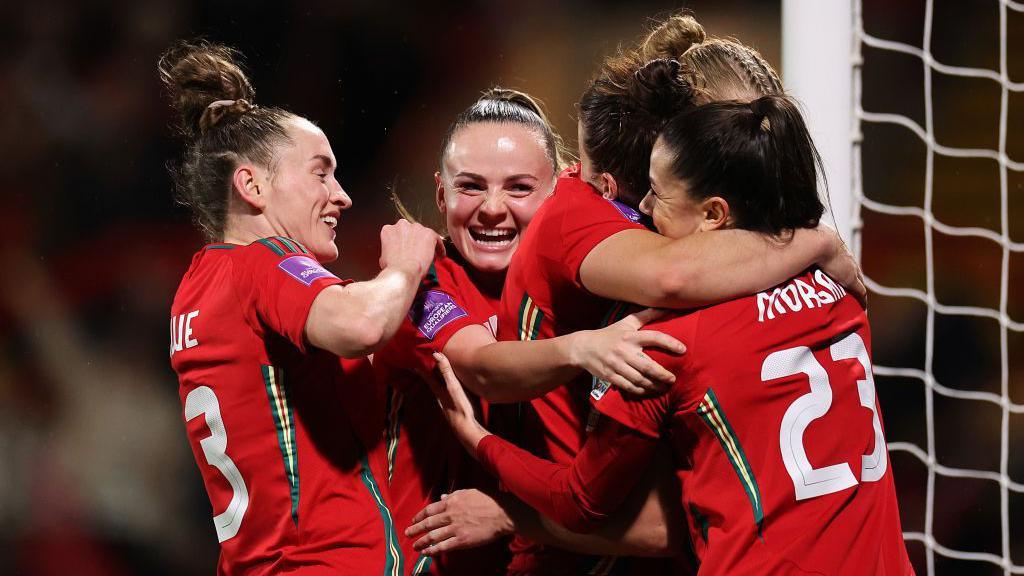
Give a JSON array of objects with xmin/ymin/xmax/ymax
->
[
  {"xmin": 472, "ymin": 228, "xmax": 515, "ymax": 238},
  {"xmin": 322, "ymin": 216, "xmax": 337, "ymax": 228},
  {"xmin": 469, "ymin": 227, "xmax": 515, "ymax": 247}
]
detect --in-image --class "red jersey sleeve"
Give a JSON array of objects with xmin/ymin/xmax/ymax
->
[
  {"xmin": 590, "ymin": 313, "xmax": 701, "ymax": 437},
  {"xmin": 476, "ymin": 417, "xmax": 658, "ymax": 533},
  {"xmin": 235, "ymin": 237, "xmax": 348, "ymax": 352},
  {"xmin": 545, "ymin": 175, "xmax": 646, "ymax": 289},
  {"xmin": 375, "ymin": 257, "xmax": 488, "ymax": 376}
]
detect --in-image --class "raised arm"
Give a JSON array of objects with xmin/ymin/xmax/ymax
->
[
  {"xmin": 441, "ymin": 308, "xmax": 684, "ymax": 403},
  {"xmin": 305, "ymin": 220, "xmax": 441, "ymax": 358},
  {"xmin": 580, "ymin": 225, "xmax": 863, "ymax": 308}
]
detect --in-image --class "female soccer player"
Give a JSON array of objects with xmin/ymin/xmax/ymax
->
[
  {"xmin": 375, "ymin": 88, "xmax": 687, "ymax": 575},
  {"xmin": 432, "ymin": 94, "xmax": 914, "ymax": 575},
  {"xmin": 160, "ymin": 41, "xmax": 440, "ymax": 574},
  {"xmin": 409, "ymin": 14, "xmax": 864, "ymax": 574}
]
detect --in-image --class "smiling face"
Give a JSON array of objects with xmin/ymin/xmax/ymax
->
[
  {"xmin": 437, "ymin": 121, "xmax": 555, "ymax": 276},
  {"xmin": 260, "ymin": 116, "xmax": 351, "ymax": 262}
]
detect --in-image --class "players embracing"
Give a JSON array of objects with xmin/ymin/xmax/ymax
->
[
  {"xmin": 161, "ymin": 10, "xmax": 911, "ymax": 576},
  {"xmin": 420, "ymin": 18, "xmax": 914, "ymax": 576}
]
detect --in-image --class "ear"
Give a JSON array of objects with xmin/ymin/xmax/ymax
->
[
  {"xmin": 434, "ymin": 171, "xmax": 447, "ymax": 215},
  {"xmin": 699, "ymin": 197, "xmax": 731, "ymax": 231},
  {"xmin": 596, "ymin": 172, "xmax": 619, "ymax": 200},
  {"xmin": 232, "ymin": 164, "xmax": 265, "ymax": 211}
]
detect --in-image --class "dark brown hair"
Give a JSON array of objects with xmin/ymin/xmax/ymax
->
[
  {"xmin": 579, "ymin": 12, "xmax": 784, "ymax": 206},
  {"xmin": 658, "ymin": 95, "xmax": 825, "ymax": 236},
  {"xmin": 440, "ymin": 87, "xmax": 568, "ymax": 173},
  {"xmin": 158, "ymin": 40, "xmax": 296, "ymax": 240}
]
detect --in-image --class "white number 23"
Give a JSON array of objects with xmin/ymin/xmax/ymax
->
[{"xmin": 761, "ymin": 332, "xmax": 887, "ymax": 501}]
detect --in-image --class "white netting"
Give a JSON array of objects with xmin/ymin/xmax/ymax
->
[{"xmin": 852, "ymin": 0, "xmax": 1024, "ymax": 574}]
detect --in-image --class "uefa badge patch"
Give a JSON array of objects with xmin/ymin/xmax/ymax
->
[
  {"xmin": 591, "ymin": 376, "xmax": 612, "ymax": 401},
  {"xmin": 414, "ymin": 290, "xmax": 468, "ymax": 340},
  {"xmin": 278, "ymin": 255, "xmax": 337, "ymax": 286}
]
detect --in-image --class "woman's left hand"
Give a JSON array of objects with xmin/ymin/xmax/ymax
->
[
  {"xmin": 407, "ymin": 489, "xmax": 515, "ymax": 556},
  {"xmin": 429, "ymin": 352, "xmax": 491, "ymax": 452}
]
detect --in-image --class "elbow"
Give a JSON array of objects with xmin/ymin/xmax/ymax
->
[
  {"xmin": 633, "ymin": 522, "xmax": 678, "ymax": 557},
  {"xmin": 473, "ymin": 380, "xmax": 521, "ymax": 404},
  {"xmin": 556, "ymin": 498, "xmax": 608, "ymax": 535},
  {"xmin": 624, "ymin": 515, "xmax": 685, "ymax": 557},
  {"xmin": 652, "ymin": 265, "xmax": 696, "ymax": 305},
  {"xmin": 332, "ymin": 315, "xmax": 388, "ymax": 358},
  {"xmin": 353, "ymin": 318, "xmax": 389, "ymax": 355}
]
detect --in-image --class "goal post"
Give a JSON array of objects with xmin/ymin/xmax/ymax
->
[
  {"xmin": 782, "ymin": 2, "xmax": 1023, "ymax": 575},
  {"xmin": 782, "ymin": 0, "xmax": 855, "ymax": 245}
]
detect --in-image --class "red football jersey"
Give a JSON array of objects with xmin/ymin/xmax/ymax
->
[
  {"xmin": 592, "ymin": 269, "xmax": 912, "ymax": 575},
  {"xmin": 170, "ymin": 237, "xmax": 404, "ymax": 576},
  {"xmin": 496, "ymin": 169, "xmax": 664, "ymax": 574},
  {"xmin": 372, "ymin": 248, "xmax": 509, "ymax": 575}
]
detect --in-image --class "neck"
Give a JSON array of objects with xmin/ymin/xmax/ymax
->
[
  {"xmin": 469, "ymin": 267, "xmax": 506, "ymax": 300},
  {"xmin": 222, "ymin": 214, "xmax": 278, "ymax": 245}
]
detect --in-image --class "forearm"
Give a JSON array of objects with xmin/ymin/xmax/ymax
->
[
  {"xmin": 308, "ymin": 266, "xmax": 421, "ymax": 357},
  {"xmin": 454, "ymin": 336, "xmax": 583, "ymax": 403},
  {"xmin": 505, "ymin": 493, "xmax": 675, "ymax": 557},
  {"xmin": 582, "ymin": 227, "xmax": 829, "ymax": 309},
  {"xmin": 652, "ymin": 227, "xmax": 827, "ymax": 307},
  {"xmin": 475, "ymin": 422, "xmax": 655, "ymax": 534}
]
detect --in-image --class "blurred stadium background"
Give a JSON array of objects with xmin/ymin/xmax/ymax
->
[{"xmin": 0, "ymin": 1, "xmax": 1018, "ymax": 574}]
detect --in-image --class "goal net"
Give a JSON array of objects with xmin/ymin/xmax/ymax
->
[{"xmin": 785, "ymin": 1, "xmax": 1023, "ymax": 574}]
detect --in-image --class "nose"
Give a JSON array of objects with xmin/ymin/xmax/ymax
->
[
  {"xmin": 477, "ymin": 188, "xmax": 508, "ymax": 225},
  {"xmin": 331, "ymin": 181, "xmax": 353, "ymax": 210},
  {"xmin": 639, "ymin": 190, "xmax": 654, "ymax": 216}
]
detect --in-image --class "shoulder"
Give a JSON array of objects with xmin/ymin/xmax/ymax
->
[
  {"xmin": 643, "ymin": 311, "xmax": 702, "ymax": 374},
  {"xmin": 236, "ymin": 236, "xmax": 339, "ymax": 282}
]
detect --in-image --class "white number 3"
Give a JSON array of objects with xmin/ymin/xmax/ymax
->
[
  {"xmin": 761, "ymin": 332, "xmax": 887, "ymax": 501},
  {"xmin": 185, "ymin": 386, "xmax": 250, "ymax": 542}
]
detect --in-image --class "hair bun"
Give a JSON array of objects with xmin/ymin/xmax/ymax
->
[
  {"xmin": 749, "ymin": 95, "xmax": 782, "ymax": 132},
  {"xmin": 479, "ymin": 87, "xmax": 544, "ymax": 118},
  {"xmin": 158, "ymin": 40, "xmax": 256, "ymax": 139},
  {"xmin": 629, "ymin": 58, "xmax": 694, "ymax": 119},
  {"xmin": 641, "ymin": 14, "xmax": 707, "ymax": 61}
]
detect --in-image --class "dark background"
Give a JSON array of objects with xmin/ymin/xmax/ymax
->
[{"xmin": 0, "ymin": 1, "xmax": 1017, "ymax": 574}]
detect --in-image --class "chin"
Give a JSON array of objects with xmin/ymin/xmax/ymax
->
[
  {"xmin": 311, "ymin": 244, "xmax": 339, "ymax": 263},
  {"xmin": 465, "ymin": 252, "xmax": 512, "ymax": 276}
]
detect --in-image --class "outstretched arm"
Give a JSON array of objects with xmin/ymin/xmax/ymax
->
[
  {"xmin": 442, "ymin": 308, "xmax": 684, "ymax": 403},
  {"xmin": 580, "ymin": 225, "xmax": 864, "ymax": 308}
]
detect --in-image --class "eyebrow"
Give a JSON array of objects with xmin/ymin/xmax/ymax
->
[
  {"xmin": 453, "ymin": 172, "xmax": 539, "ymax": 182},
  {"xmin": 310, "ymin": 154, "xmax": 336, "ymax": 169}
]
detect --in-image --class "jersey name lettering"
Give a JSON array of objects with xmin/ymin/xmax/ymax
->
[
  {"xmin": 170, "ymin": 310, "xmax": 200, "ymax": 356},
  {"xmin": 756, "ymin": 270, "xmax": 846, "ymax": 323}
]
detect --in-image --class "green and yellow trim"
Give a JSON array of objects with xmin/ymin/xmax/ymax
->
[
  {"xmin": 696, "ymin": 388, "xmax": 764, "ymax": 535},
  {"xmin": 411, "ymin": 554, "xmax": 433, "ymax": 575},
  {"xmin": 598, "ymin": 300, "xmax": 631, "ymax": 328},
  {"xmin": 517, "ymin": 294, "xmax": 544, "ymax": 341},
  {"xmin": 254, "ymin": 236, "xmax": 310, "ymax": 256},
  {"xmin": 384, "ymin": 386, "xmax": 404, "ymax": 484},
  {"xmin": 358, "ymin": 443, "xmax": 405, "ymax": 576},
  {"xmin": 262, "ymin": 365, "xmax": 300, "ymax": 524}
]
